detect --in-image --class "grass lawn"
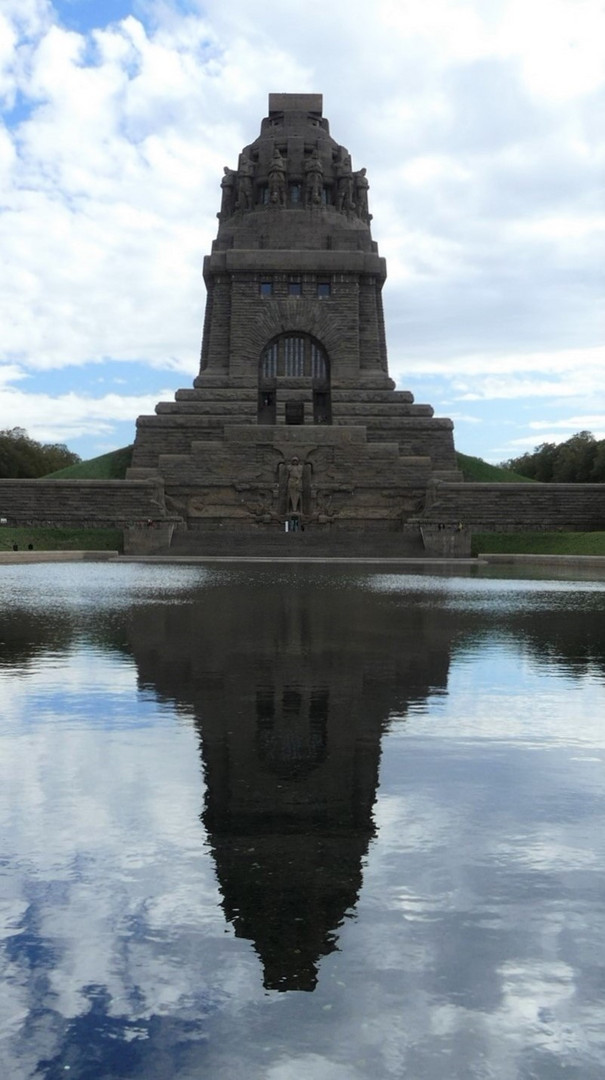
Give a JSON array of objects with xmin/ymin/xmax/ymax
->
[
  {"xmin": 472, "ymin": 531, "xmax": 605, "ymax": 557},
  {"xmin": 47, "ymin": 446, "xmax": 133, "ymax": 480},
  {"xmin": 0, "ymin": 527, "xmax": 123, "ymax": 552},
  {"xmin": 456, "ymin": 451, "xmax": 533, "ymax": 483}
]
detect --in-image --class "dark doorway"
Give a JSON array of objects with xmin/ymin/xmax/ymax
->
[
  {"xmin": 258, "ymin": 391, "xmax": 276, "ymax": 424},
  {"xmin": 313, "ymin": 391, "xmax": 331, "ymax": 424},
  {"xmin": 285, "ymin": 402, "xmax": 304, "ymax": 425}
]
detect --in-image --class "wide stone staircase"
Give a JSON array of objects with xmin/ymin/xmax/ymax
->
[{"xmin": 167, "ymin": 525, "xmax": 425, "ymax": 559}]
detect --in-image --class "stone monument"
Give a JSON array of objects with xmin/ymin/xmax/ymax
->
[{"xmin": 128, "ymin": 93, "xmax": 460, "ymax": 553}]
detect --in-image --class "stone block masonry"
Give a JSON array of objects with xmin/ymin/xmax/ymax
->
[
  {"xmin": 128, "ymin": 93, "xmax": 461, "ymax": 553},
  {"xmin": 412, "ymin": 482, "xmax": 605, "ymax": 534},
  {"xmin": 0, "ymin": 479, "xmax": 176, "ymax": 528}
]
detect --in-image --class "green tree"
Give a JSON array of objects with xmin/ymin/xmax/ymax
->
[
  {"xmin": 502, "ymin": 432, "xmax": 604, "ymax": 483},
  {"xmin": 0, "ymin": 428, "xmax": 80, "ymax": 478},
  {"xmin": 590, "ymin": 441, "xmax": 605, "ymax": 482},
  {"xmin": 551, "ymin": 431, "xmax": 597, "ymax": 483},
  {"xmin": 503, "ymin": 442, "xmax": 557, "ymax": 481}
]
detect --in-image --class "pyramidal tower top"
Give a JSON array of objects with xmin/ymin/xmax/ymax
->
[
  {"xmin": 197, "ymin": 91, "xmax": 389, "ymax": 390},
  {"xmin": 214, "ymin": 92, "xmax": 374, "ymax": 252},
  {"xmin": 129, "ymin": 94, "xmax": 459, "ymax": 554}
]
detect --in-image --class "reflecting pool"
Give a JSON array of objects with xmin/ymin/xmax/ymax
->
[{"xmin": 1, "ymin": 562, "xmax": 604, "ymax": 1079}]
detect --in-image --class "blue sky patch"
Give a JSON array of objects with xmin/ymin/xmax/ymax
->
[{"xmin": 53, "ymin": 0, "xmax": 141, "ymax": 34}]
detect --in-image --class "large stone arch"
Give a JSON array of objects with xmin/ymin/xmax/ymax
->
[
  {"xmin": 246, "ymin": 300, "xmax": 344, "ymax": 358},
  {"xmin": 259, "ymin": 333, "xmax": 329, "ymax": 380},
  {"xmin": 257, "ymin": 331, "xmax": 331, "ymax": 426}
]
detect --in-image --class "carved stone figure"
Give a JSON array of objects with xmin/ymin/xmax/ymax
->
[
  {"xmin": 268, "ymin": 147, "xmax": 287, "ymax": 207},
  {"xmin": 286, "ymin": 456, "xmax": 304, "ymax": 514},
  {"xmin": 304, "ymin": 149, "xmax": 324, "ymax": 207},
  {"xmin": 219, "ymin": 167, "xmax": 237, "ymax": 219},
  {"xmin": 236, "ymin": 152, "xmax": 255, "ymax": 211},
  {"xmin": 336, "ymin": 149, "xmax": 355, "ymax": 214},
  {"xmin": 354, "ymin": 167, "xmax": 370, "ymax": 222}
]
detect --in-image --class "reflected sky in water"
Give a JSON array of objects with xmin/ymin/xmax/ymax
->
[{"xmin": 0, "ymin": 562, "xmax": 604, "ymax": 1079}]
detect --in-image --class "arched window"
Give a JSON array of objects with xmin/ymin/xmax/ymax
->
[
  {"xmin": 258, "ymin": 334, "xmax": 331, "ymax": 425},
  {"xmin": 310, "ymin": 342, "xmax": 327, "ymax": 380},
  {"xmin": 259, "ymin": 334, "xmax": 329, "ymax": 382},
  {"xmin": 284, "ymin": 336, "xmax": 305, "ymax": 376},
  {"xmin": 261, "ymin": 342, "xmax": 278, "ymax": 378}
]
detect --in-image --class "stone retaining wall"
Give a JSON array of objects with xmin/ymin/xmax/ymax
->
[
  {"xmin": 0, "ymin": 478, "xmax": 174, "ymax": 527},
  {"xmin": 415, "ymin": 482, "xmax": 605, "ymax": 532},
  {"xmin": 1, "ymin": 478, "xmax": 602, "ymax": 558}
]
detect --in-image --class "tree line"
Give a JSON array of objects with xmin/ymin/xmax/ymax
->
[
  {"xmin": 0, "ymin": 428, "xmax": 80, "ymax": 478},
  {"xmin": 502, "ymin": 431, "xmax": 605, "ymax": 483}
]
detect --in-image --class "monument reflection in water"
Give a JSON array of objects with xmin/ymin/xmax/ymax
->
[
  {"xmin": 1, "ymin": 562, "xmax": 605, "ymax": 1079},
  {"xmin": 129, "ymin": 569, "xmax": 452, "ymax": 992}
]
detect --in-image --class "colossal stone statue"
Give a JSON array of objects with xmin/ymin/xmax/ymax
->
[
  {"xmin": 336, "ymin": 149, "xmax": 355, "ymax": 214},
  {"xmin": 304, "ymin": 148, "xmax": 324, "ymax": 207},
  {"xmin": 219, "ymin": 166, "xmax": 237, "ymax": 219},
  {"xmin": 268, "ymin": 147, "xmax": 287, "ymax": 207},
  {"xmin": 354, "ymin": 167, "xmax": 370, "ymax": 222},
  {"xmin": 236, "ymin": 152, "xmax": 254, "ymax": 211}
]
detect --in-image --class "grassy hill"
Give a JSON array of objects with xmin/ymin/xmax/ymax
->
[
  {"xmin": 455, "ymin": 451, "xmax": 533, "ymax": 483},
  {"xmin": 47, "ymin": 445, "xmax": 133, "ymax": 479}
]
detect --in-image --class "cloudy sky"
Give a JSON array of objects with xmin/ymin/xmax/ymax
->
[{"xmin": 1, "ymin": 0, "xmax": 603, "ymax": 463}]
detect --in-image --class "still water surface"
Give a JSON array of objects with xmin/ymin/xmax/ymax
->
[{"xmin": 1, "ymin": 562, "xmax": 604, "ymax": 1079}]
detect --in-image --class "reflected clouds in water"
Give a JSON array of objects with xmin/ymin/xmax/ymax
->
[{"xmin": 0, "ymin": 565, "xmax": 604, "ymax": 1078}]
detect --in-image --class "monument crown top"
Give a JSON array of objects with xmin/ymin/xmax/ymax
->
[{"xmin": 268, "ymin": 93, "xmax": 323, "ymax": 116}]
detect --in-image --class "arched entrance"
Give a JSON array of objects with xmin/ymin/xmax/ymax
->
[{"xmin": 258, "ymin": 334, "xmax": 331, "ymax": 425}]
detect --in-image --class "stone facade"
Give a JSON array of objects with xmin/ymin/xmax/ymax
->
[
  {"xmin": 1, "ymin": 477, "xmax": 602, "ymax": 558},
  {"xmin": 0, "ymin": 478, "xmax": 170, "ymax": 528},
  {"xmin": 409, "ymin": 481, "xmax": 605, "ymax": 555},
  {"xmin": 128, "ymin": 94, "xmax": 460, "ymax": 549}
]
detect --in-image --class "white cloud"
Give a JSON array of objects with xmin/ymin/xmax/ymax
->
[
  {"xmin": 507, "ymin": 430, "xmax": 605, "ymax": 448},
  {"xmin": 456, "ymin": 377, "xmax": 602, "ymax": 402},
  {"xmin": 401, "ymin": 346, "xmax": 605, "ymax": 379},
  {"xmin": 0, "ymin": 0, "xmax": 603, "ymax": 460},
  {"xmin": 447, "ymin": 412, "xmax": 483, "ymax": 425},
  {"xmin": 529, "ymin": 415, "xmax": 605, "ymax": 431},
  {"xmin": 501, "ymin": 0, "xmax": 605, "ymax": 100},
  {"xmin": 0, "ymin": 363, "xmax": 28, "ymax": 388},
  {"xmin": 0, "ymin": 386, "xmax": 176, "ymax": 441}
]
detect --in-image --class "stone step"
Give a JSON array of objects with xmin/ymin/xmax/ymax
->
[
  {"xmin": 330, "ymin": 405, "xmax": 434, "ymax": 418},
  {"xmin": 168, "ymin": 528, "xmax": 425, "ymax": 558},
  {"xmin": 330, "ymin": 390, "xmax": 414, "ymax": 403},
  {"xmin": 156, "ymin": 402, "xmax": 258, "ymax": 416}
]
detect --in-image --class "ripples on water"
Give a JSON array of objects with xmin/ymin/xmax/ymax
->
[{"xmin": 0, "ymin": 562, "xmax": 604, "ymax": 1079}]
